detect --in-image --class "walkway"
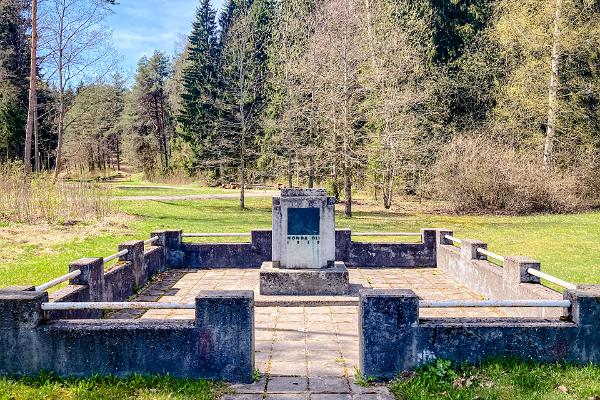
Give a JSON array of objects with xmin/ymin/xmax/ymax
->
[{"xmin": 109, "ymin": 268, "xmax": 506, "ymax": 399}]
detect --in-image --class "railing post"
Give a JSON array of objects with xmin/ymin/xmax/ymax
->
[
  {"xmin": 118, "ymin": 240, "xmax": 146, "ymax": 288},
  {"xmin": 564, "ymin": 285, "xmax": 600, "ymax": 329},
  {"xmin": 195, "ymin": 290, "xmax": 254, "ymax": 383},
  {"xmin": 503, "ymin": 256, "xmax": 541, "ymax": 285},
  {"xmin": 0, "ymin": 288, "xmax": 47, "ymax": 329},
  {"xmin": 151, "ymin": 230, "xmax": 183, "ymax": 269},
  {"xmin": 335, "ymin": 229, "xmax": 352, "ymax": 263},
  {"xmin": 433, "ymin": 228, "xmax": 454, "ymax": 246},
  {"xmin": 461, "ymin": 239, "xmax": 488, "ymax": 261},
  {"xmin": 69, "ymin": 258, "xmax": 104, "ymax": 302},
  {"xmin": 359, "ymin": 289, "xmax": 419, "ymax": 380}
]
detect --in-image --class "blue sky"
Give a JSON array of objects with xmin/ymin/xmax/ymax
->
[{"xmin": 107, "ymin": 0, "xmax": 225, "ymax": 78}]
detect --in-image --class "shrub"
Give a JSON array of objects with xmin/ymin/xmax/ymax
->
[
  {"xmin": 426, "ymin": 136, "xmax": 596, "ymax": 214},
  {"xmin": 0, "ymin": 162, "xmax": 112, "ymax": 224}
]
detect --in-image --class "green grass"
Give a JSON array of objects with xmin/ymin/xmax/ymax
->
[
  {"xmin": 108, "ymin": 186, "xmax": 245, "ymax": 197},
  {"xmin": 1, "ymin": 196, "xmax": 599, "ymax": 288},
  {"xmin": 389, "ymin": 359, "xmax": 600, "ymax": 400},
  {"xmin": 0, "ymin": 373, "xmax": 223, "ymax": 400}
]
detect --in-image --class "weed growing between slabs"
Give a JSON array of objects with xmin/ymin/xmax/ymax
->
[
  {"xmin": 0, "ymin": 372, "xmax": 225, "ymax": 400},
  {"xmin": 389, "ymin": 359, "xmax": 600, "ymax": 400}
]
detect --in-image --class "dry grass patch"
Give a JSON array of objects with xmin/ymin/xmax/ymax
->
[{"xmin": 0, "ymin": 214, "xmax": 136, "ymax": 263}]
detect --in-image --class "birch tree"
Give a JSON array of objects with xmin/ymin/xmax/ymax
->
[{"xmin": 39, "ymin": 0, "xmax": 116, "ymax": 178}]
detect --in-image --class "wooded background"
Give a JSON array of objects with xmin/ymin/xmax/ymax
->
[{"xmin": 1, "ymin": 0, "xmax": 599, "ymax": 214}]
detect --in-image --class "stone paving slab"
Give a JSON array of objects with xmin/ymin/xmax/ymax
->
[{"xmin": 115, "ymin": 267, "xmax": 509, "ymax": 398}]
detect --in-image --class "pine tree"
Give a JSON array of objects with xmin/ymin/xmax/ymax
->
[
  {"xmin": 0, "ymin": 0, "xmax": 30, "ymax": 162},
  {"xmin": 179, "ymin": 0, "xmax": 220, "ymax": 173},
  {"xmin": 219, "ymin": 0, "xmax": 275, "ymax": 207}
]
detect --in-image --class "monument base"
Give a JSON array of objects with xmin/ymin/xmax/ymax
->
[{"xmin": 259, "ymin": 261, "xmax": 350, "ymax": 296}]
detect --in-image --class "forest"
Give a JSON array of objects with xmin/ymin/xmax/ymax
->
[{"xmin": 1, "ymin": 0, "xmax": 600, "ymax": 215}]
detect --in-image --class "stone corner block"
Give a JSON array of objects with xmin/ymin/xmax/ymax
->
[
  {"xmin": 194, "ymin": 290, "xmax": 254, "ymax": 383},
  {"xmin": 359, "ymin": 289, "xmax": 419, "ymax": 380},
  {"xmin": 430, "ymin": 228, "xmax": 453, "ymax": 245},
  {"xmin": 460, "ymin": 239, "xmax": 487, "ymax": 260},
  {"xmin": 504, "ymin": 256, "xmax": 541, "ymax": 284},
  {"xmin": 0, "ymin": 290, "xmax": 48, "ymax": 329},
  {"xmin": 359, "ymin": 289, "xmax": 419, "ymax": 326},
  {"xmin": 69, "ymin": 257, "xmax": 104, "ymax": 301},
  {"xmin": 565, "ymin": 285, "xmax": 600, "ymax": 326}
]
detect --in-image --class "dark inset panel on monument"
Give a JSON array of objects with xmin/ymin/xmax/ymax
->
[{"xmin": 287, "ymin": 208, "xmax": 320, "ymax": 236}]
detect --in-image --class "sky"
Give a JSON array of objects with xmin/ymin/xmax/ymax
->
[{"xmin": 107, "ymin": 0, "xmax": 226, "ymax": 78}]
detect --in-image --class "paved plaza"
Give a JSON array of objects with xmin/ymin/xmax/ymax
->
[{"xmin": 108, "ymin": 267, "xmax": 508, "ymax": 399}]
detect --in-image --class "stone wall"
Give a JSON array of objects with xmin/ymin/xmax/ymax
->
[
  {"xmin": 0, "ymin": 289, "xmax": 255, "ymax": 382},
  {"xmin": 336, "ymin": 229, "xmax": 437, "ymax": 268},
  {"xmin": 432, "ymin": 229, "xmax": 562, "ymax": 318},
  {"xmin": 359, "ymin": 287, "xmax": 600, "ymax": 380},
  {"xmin": 180, "ymin": 230, "xmax": 272, "ymax": 269},
  {"xmin": 47, "ymin": 237, "xmax": 168, "ymax": 320},
  {"xmin": 171, "ymin": 229, "xmax": 437, "ymax": 269}
]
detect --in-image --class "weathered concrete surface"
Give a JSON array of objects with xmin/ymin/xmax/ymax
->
[
  {"xmin": 0, "ymin": 289, "xmax": 47, "ymax": 329},
  {"xmin": 434, "ymin": 229, "xmax": 562, "ymax": 318},
  {"xmin": 182, "ymin": 230, "xmax": 272, "ymax": 269},
  {"xmin": 176, "ymin": 229, "xmax": 438, "ymax": 270},
  {"xmin": 259, "ymin": 261, "xmax": 349, "ymax": 295},
  {"xmin": 195, "ymin": 291, "xmax": 255, "ymax": 382},
  {"xmin": 359, "ymin": 288, "xmax": 600, "ymax": 380},
  {"xmin": 47, "ymin": 285, "xmax": 100, "ymax": 320},
  {"xmin": 0, "ymin": 290, "xmax": 255, "ymax": 383},
  {"xmin": 272, "ymin": 189, "xmax": 336, "ymax": 269},
  {"xmin": 144, "ymin": 245, "xmax": 166, "ymax": 277},
  {"xmin": 336, "ymin": 229, "xmax": 437, "ymax": 268}
]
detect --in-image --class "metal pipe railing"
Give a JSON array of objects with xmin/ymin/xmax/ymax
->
[
  {"xmin": 35, "ymin": 270, "xmax": 82, "ymax": 293},
  {"xmin": 527, "ymin": 269, "xmax": 577, "ymax": 290},
  {"xmin": 41, "ymin": 302, "xmax": 195, "ymax": 311},
  {"xmin": 182, "ymin": 233, "xmax": 252, "ymax": 238},
  {"xmin": 103, "ymin": 249, "xmax": 129, "ymax": 264},
  {"xmin": 420, "ymin": 299, "xmax": 571, "ymax": 308},
  {"xmin": 477, "ymin": 248, "xmax": 505, "ymax": 263},
  {"xmin": 444, "ymin": 235, "xmax": 462, "ymax": 245},
  {"xmin": 144, "ymin": 236, "xmax": 159, "ymax": 246}
]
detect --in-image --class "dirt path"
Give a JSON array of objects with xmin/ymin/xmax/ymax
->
[{"xmin": 114, "ymin": 191, "xmax": 279, "ymax": 201}]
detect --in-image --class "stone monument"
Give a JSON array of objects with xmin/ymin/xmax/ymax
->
[{"xmin": 259, "ymin": 188, "xmax": 350, "ymax": 295}]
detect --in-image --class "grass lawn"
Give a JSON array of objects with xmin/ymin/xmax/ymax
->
[
  {"xmin": 389, "ymin": 359, "xmax": 600, "ymax": 400},
  {"xmin": 1, "ymin": 190, "xmax": 600, "ymax": 398},
  {"xmin": 0, "ymin": 374, "xmax": 224, "ymax": 400},
  {"xmin": 0, "ymin": 196, "xmax": 599, "ymax": 288}
]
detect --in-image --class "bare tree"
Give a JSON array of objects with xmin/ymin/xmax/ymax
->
[
  {"xmin": 361, "ymin": 0, "xmax": 424, "ymax": 208},
  {"xmin": 39, "ymin": 0, "xmax": 116, "ymax": 178},
  {"xmin": 544, "ymin": 0, "xmax": 562, "ymax": 168},
  {"xmin": 312, "ymin": 0, "xmax": 365, "ymax": 217},
  {"xmin": 24, "ymin": 0, "xmax": 37, "ymax": 175}
]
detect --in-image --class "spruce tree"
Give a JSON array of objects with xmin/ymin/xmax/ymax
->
[{"xmin": 179, "ymin": 0, "xmax": 219, "ymax": 172}]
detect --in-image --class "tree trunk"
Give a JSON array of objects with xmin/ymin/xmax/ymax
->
[
  {"xmin": 308, "ymin": 156, "xmax": 315, "ymax": 188},
  {"xmin": 54, "ymin": 13, "xmax": 65, "ymax": 180},
  {"xmin": 115, "ymin": 133, "xmax": 121, "ymax": 171},
  {"xmin": 343, "ymin": 159, "xmax": 352, "ymax": 218},
  {"xmin": 33, "ymin": 101, "xmax": 40, "ymax": 172},
  {"xmin": 24, "ymin": 0, "xmax": 38, "ymax": 175},
  {"xmin": 544, "ymin": 0, "xmax": 562, "ymax": 168}
]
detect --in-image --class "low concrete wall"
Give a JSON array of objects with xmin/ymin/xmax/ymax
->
[
  {"xmin": 171, "ymin": 229, "xmax": 437, "ymax": 269},
  {"xmin": 47, "ymin": 285, "xmax": 100, "ymax": 320},
  {"xmin": 433, "ymin": 229, "xmax": 562, "ymax": 318},
  {"xmin": 181, "ymin": 230, "xmax": 272, "ymax": 269},
  {"xmin": 0, "ymin": 289, "xmax": 254, "ymax": 383},
  {"xmin": 336, "ymin": 229, "xmax": 437, "ymax": 268},
  {"xmin": 359, "ymin": 287, "xmax": 600, "ymax": 380},
  {"xmin": 47, "ymin": 237, "xmax": 169, "ymax": 320}
]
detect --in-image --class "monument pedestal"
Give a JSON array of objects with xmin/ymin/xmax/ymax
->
[{"xmin": 259, "ymin": 261, "xmax": 350, "ymax": 296}]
